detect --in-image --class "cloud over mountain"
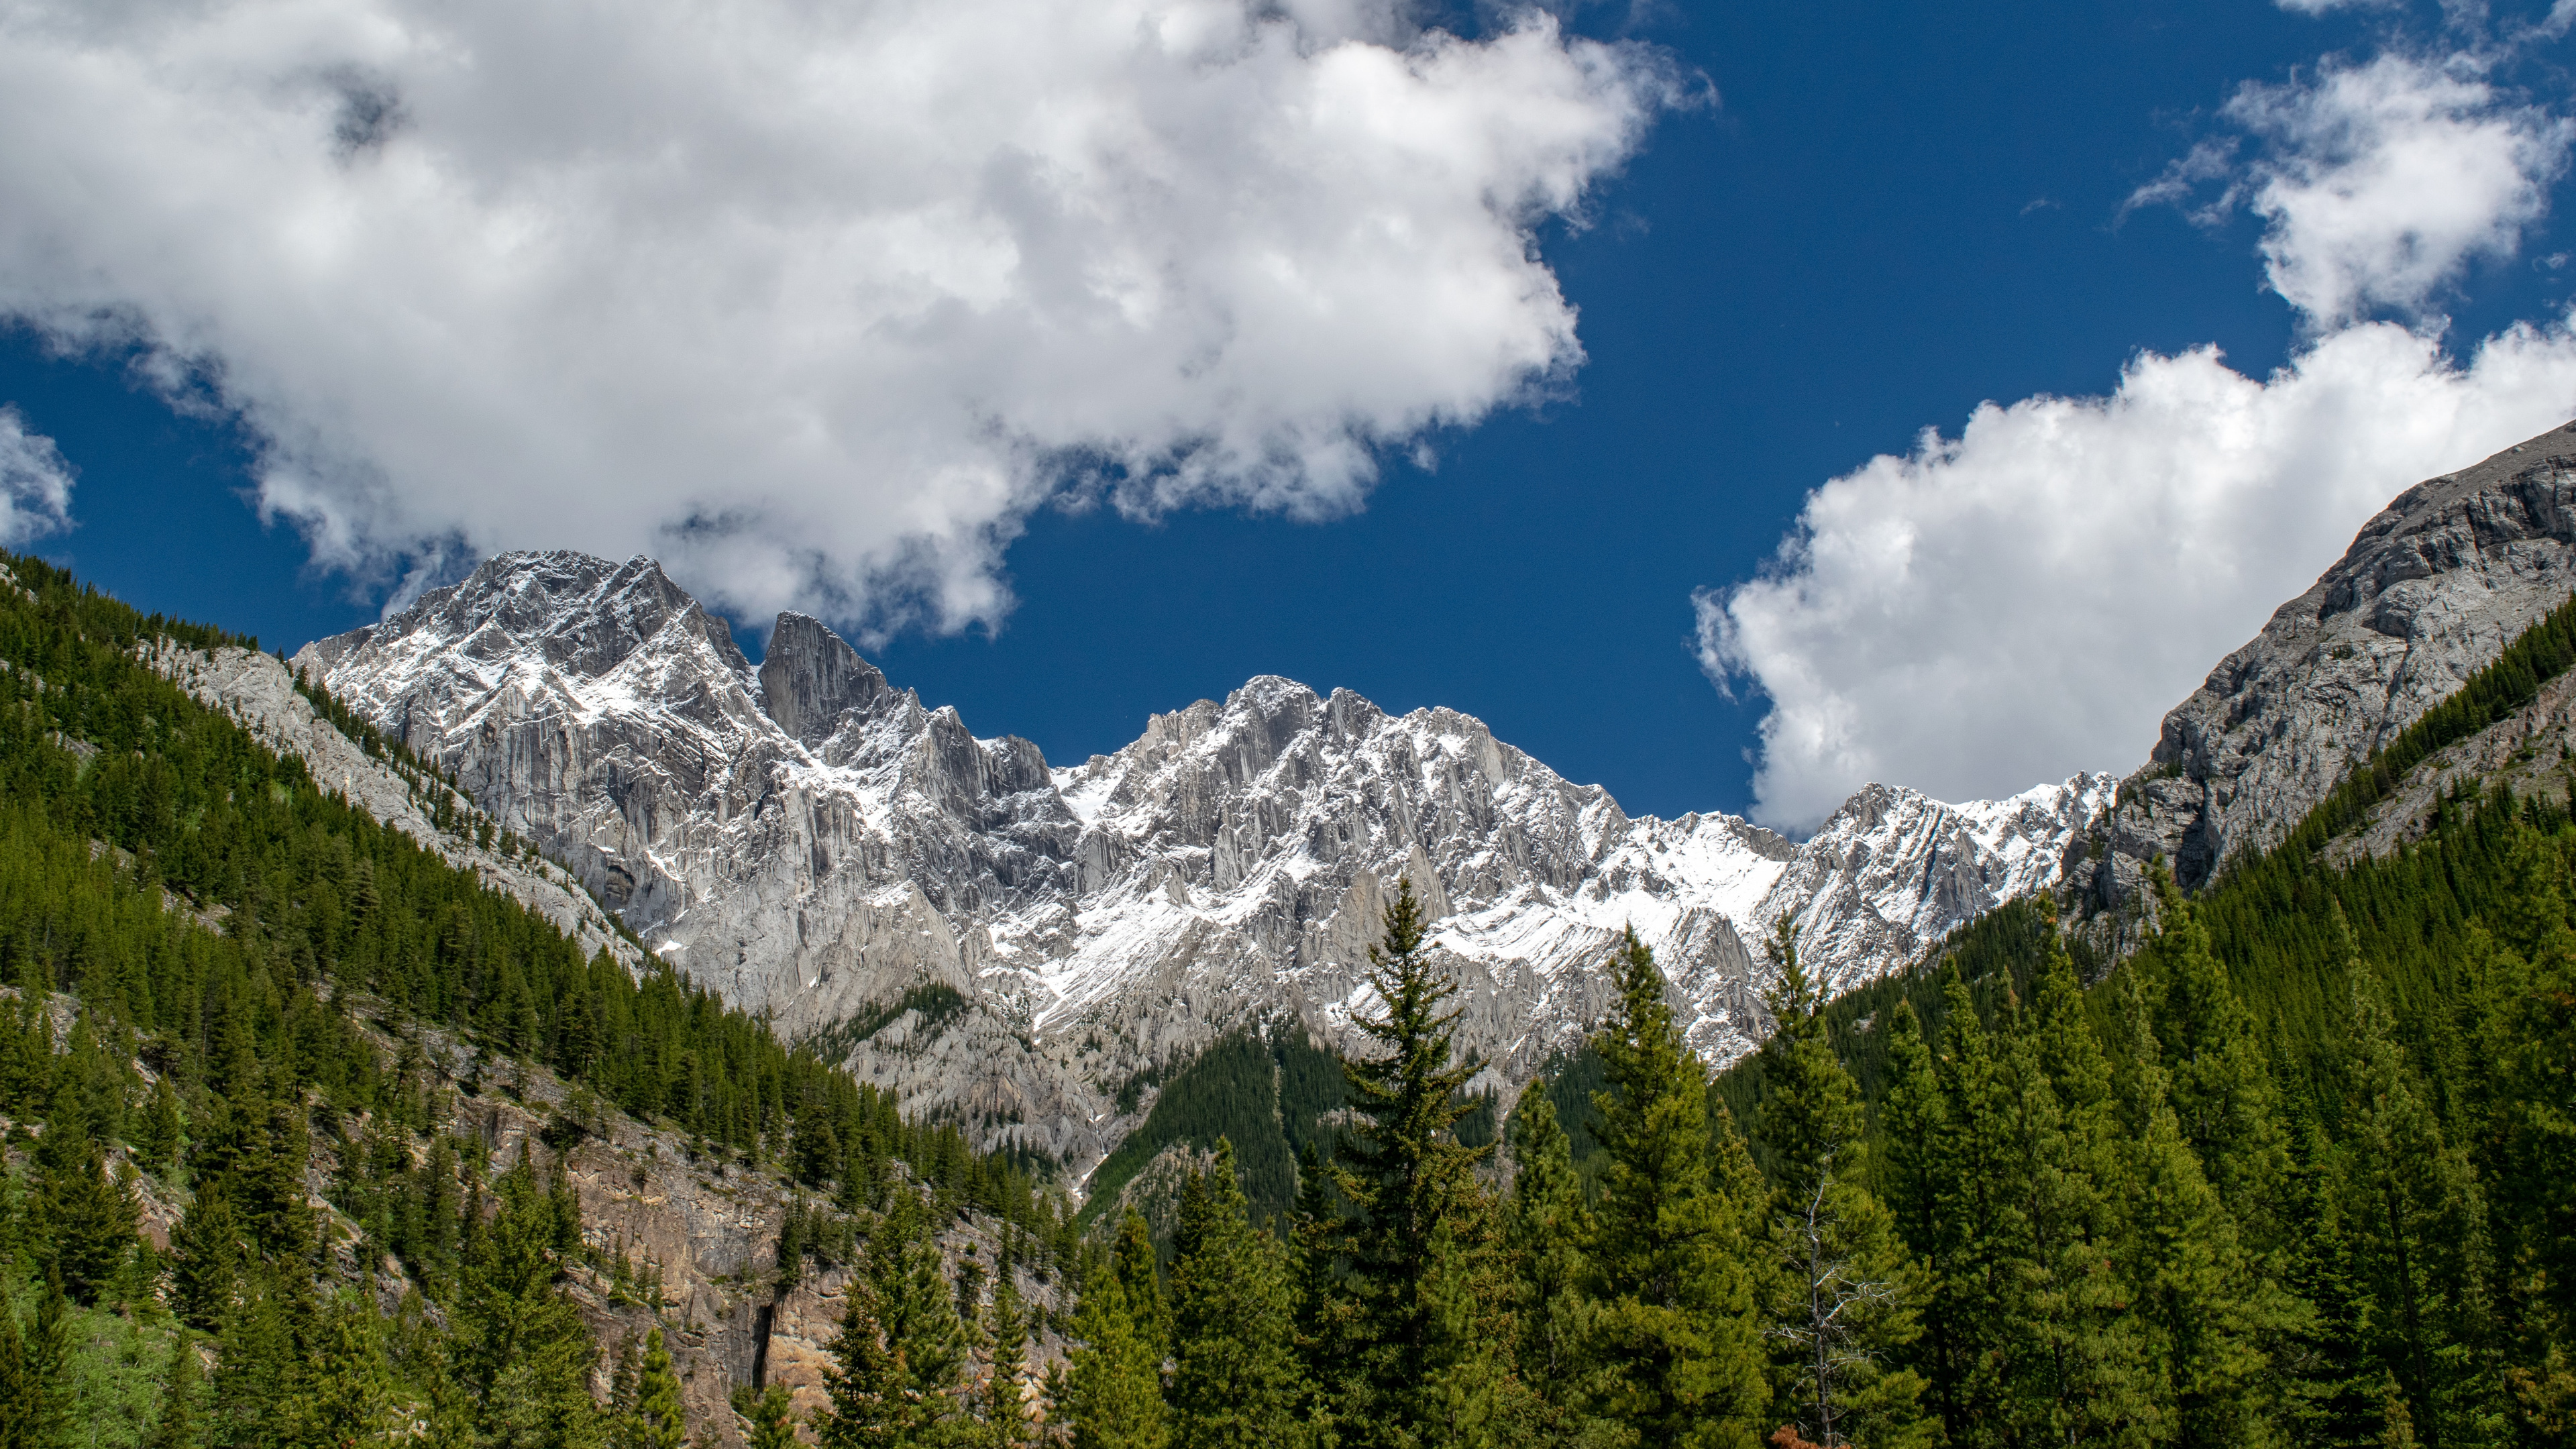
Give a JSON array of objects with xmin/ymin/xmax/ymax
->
[
  {"xmin": 1699, "ymin": 48, "xmax": 2576, "ymax": 829},
  {"xmin": 0, "ymin": 0, "xmax": 1678, "ymax": 633},
  {"xmin": 0, "ymin": 408, "xmax": 72, "ymax": 547}
]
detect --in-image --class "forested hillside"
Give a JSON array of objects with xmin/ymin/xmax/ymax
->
[{"xmin": 0, "ymin": 553, "xmax": 1079, "ymax": 1445}]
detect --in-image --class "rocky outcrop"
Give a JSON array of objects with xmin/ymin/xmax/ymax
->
[
  {"xmin": 2087, "ymin": 421, "xmax": 2576, "ymax": 908},
  {"xmin": 297, "ymin": 552, "xmax": 2114, "ymax": 1183}
]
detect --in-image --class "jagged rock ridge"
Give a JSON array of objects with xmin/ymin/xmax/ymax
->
[
  {"xmin": 297, "ymin": 553, "xmax": 2112, "ymax": 1182},
  {"xmin": 2090, "ymin": 420, "xmax": 2576, "ymax": 910}
]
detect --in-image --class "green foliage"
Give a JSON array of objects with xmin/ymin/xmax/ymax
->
[
  {"xmin": 0, "ymin": 549, "xmax": 1068, "ymax": 1449},
  {"xmin": 1062, "ymin": 1270, "xmax": 1168, "ymax": 1449},
  {"xmin": 1313, "ymin": 877, "xmax": 1513, "ymax": 1448},
  {"xmin": 1166, "ymin": 1138, "xmax": 1304, "ymax": 1449},
  {"xmin": 1587, "ymin": 925, "xmax": 1764, "ymax": 1449},
  {"xmin": 631, "ymin": 1328, "xmax": 687, "ymax": 1449},
  {"xmin": 819, "ymin": 1189, "xmax": 970, "ymax": 1448},
  {"xmin": 1081, "ymin": 1026, "xmax": 1343, "ymax": 1232}
]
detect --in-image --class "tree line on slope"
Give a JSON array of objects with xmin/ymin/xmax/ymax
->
[{"xmin": 0, "ymin": 551, "xmax": 1083, "ymax": 1445}]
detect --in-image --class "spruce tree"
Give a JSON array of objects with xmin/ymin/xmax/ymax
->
[
  {"xmin": 0, "ymin": 1275, "xmax": 59, "ymax": 1449},
  {"xmin": 145, "ymin": 1331, "xmax": 204, "ymax": 1449},
  {"xmin": 2147, "ymin": 867, "xmax": 2291, "ymax": 1255},
  {"xmin": 1061, "ymin": 1269, "xmax": 1169, "ymax": 1449},
  {"xmin": 986, "ymin": 1276, "xmax": 1034, "ymax": 1448},
  {"xmin": 1586, "ymin": 924, "xmax": 1765, "ymax": 1449},
  {"xmin": 1752, "ymin": 920, "xmax": 1928, "ymax": 1449},
  {"xmin": 280, "ymin": 1293, "xmax": 409, "ymax": 1448},
  {"xmin": 1113, "ymin": 1211, "xmax": 1169, "ymax": 1366},
  {"xmin": 737, "ymin": 1385, "xmax": 800, "ymax": 1449},
  {"xmin": 2004, "ymin": 932, "xmax": 2151, "ymax": 1444},
  {"xmin": 30, "ymin": 1079, "xmax": 137, "ymax": 1301},
  {"xmin": 2338, "ymin": 961, "xmax": 2497, "ymax": 1442},
  {"xmin": 633, "ymin": 1328, "xmax": 689, "ymax": 1449},
  {"xmin": 1168, "ymin": 1138, "xmax": 1305, "ymax": 1449},
  {"xmin": 1504, "ymin": 1081, "xmax": 1595, "ymax": 1419},
  {"xmin": 1323, "ymin": 877, "xmax": 1505, "ymax": 1447},
  {"xmin": 2113, "ymin": 980, "xmax": 2272, "ymax": 1446},
  {"xmin": 820, "ymin": 1189, "xmax": 969, "ymax": 1448}
]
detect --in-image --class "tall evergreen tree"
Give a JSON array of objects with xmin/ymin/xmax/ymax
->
[
  {"xmin": 633, "ymin": 1328, "xmax": 689, "ymax": 1449},
  {"xmin": 30, "ymin": 1078, "xmax": 137, "ymax": 1301},
  {"xmin": 1061, "ymin": 1270, "xmax": 1169, "ymax": 1449},
  {"xmin": 1167, "ymin": 1138, "xmax": 1305, "ymax": 1449},
  {"xmin": 2147, "ymin": 868, "xmax": 2292, "ymax": 1256},
  {"xmin": 820, "ymin": 1189, "xmax": 969, "ymax": 1448},
  {"xmin": 1504, "ymin": 1080, "xmax": 1594, "ymax": 1422},
  {"xmin": 986, "ymin": 1275, "xmax": 1034, "ymax": 1448},
  {"xmin": 1322, "ymin": 877, "xmax": 1507, "ymax": 1447},
  {"xmin": 1586, "ymin": 924, "xmax": 1765, "ymax": 1449},
  {"xmin": 1752, "ymin": 920, "xmax": 1929, "ymax": 1449},
  {"xmin": 144, "ymin": 1331, "xmax": 204, "ymax": 1449},
  {"xmin": 2337, "ymin": 960, "xmax": 2496, "ymax": 1444},
  {"xmin": 2112, "ymin": 979, "xmax": 2274, "ymax": 1446}
]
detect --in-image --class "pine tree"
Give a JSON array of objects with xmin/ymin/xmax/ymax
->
[
  {"xmin": 144, "ymin": 1331, "xmax": 203, "ymax": 1449},
  {"xmin": 2113, "ymin": 978, "xmax": 2273, "ymax": 1446},
  {"xmin": 1113, "ymin": 1211, "xmax": 1169, "ymax": 1366},
  {"xmin": 30, "ymin": 1079, "xmax": 137, "ymax": 1302},
  {"xmin": 1587, "ymin": 924, "xmax": 1765, "ymax": 1449},
  {"xmin": 2002, "ymin": 930, "xmax": 2152, "ymax": 1444},
  {"xmin": 820, "ymin": 1189, "xmax": 969, "ymax": 1448},
  {"xmin": 0, "ymin": 1275, "xmax": 59, "ymax": 1449},
  {"xmin": 169, "ymin": 1183, "xmax": 244, "ymax": 1331},
  {"xmin": 1168, "ymin": 1138, "xmax": 1305, "ymax": 1449},
  {"xmin": 986, "ymin": 1276, "xmax": 1034, "ymax": 1448},
  {"xmin": 737, "ymin": 1385, "xmax": 801, "ymax": 1449},
  {"xmin": 2147, "ymin": 867, "xmax": 2292, "ymax": 1255},
  {"xmin": 634, "ymin": 1328, "xmax": 689, "ymax": 1449},
  {"xmin": 447, "ymin": 1157, "xmax": 606, "ymax": 1449},
  {"xmin": 1752, "ymin": 920, "xmax": 1928, "ymax": 1449},
  {"xmin": 2338, "ymin": 960, "xmax": 2496, "ymax": 1443},
  {"xmin": 280, "ymin": 1293, "xmax": 409, "ymax": 1448},
  {"xmin": 1062, "ymin": 1271, "xmax": 1170, "ymax": 1449},
  {"xmin": 1321, "ymin": 877, "xmax": 1505, "ymax": 1447},
  {"xmin": 1505, "ymin": 1080, "xmax": 1594, "ymax": 1420}
]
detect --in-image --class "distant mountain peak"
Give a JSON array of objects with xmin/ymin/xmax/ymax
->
[{"xmin": 298, "ymin": 548, "xmax": 2113, "ymax": 1181}]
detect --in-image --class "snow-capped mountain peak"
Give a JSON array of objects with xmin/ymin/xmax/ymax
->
[{"xmin": 296, "ymin": 551, "xmax": 2112, "ymax": 1177}]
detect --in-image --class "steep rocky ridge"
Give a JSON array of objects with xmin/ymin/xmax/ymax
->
[
  {"xmin": 2088, "ymin": 420, "xmax": 2576, "ymax": 910},
  {"xmin": 148, "ymin": 641, "xmax": 645, "ymax": 971},
  {"xmin": 298, "ymin": 553, "xmax": 2113, "ymax": 1183}
]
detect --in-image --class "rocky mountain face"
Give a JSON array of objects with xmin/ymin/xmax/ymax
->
[
  {"xmin": 147, "ymin": 640, "xmax": 645, "ymax": 973},
  {"xmin": 295, "ymin": 552, "xmax": 2112, "ymax": 1183},
  {"xmin": 2088, "ymin": 421, "xmax": 2576, "ymax": 911}
]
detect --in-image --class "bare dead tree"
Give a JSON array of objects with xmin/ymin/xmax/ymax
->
[{"xmin": 1768, "ymin": 1152, "xmax": 1902, "ymax": 1448}]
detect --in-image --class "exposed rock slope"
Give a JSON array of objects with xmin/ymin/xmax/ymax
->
[
  {"xmin": 148, "ymin": 641, "xmax": 643, "ymax": 971},
  {"xmin": 2090, "ymin": 421, "xmax": 2576, "ymax": 906},
  {"xmin": 298, "ymin": 553, "xmax": 2112, "ymax": 1179}
]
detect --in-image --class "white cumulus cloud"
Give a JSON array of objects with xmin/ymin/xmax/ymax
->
[
  {"xmin": 0, "ymin": 0, "xmax": 1678, "ymax": 633},
  {"xmin": 0, "ymin": 408, "xmax": 74, "ymax": 547},
  {"xmin": 2225, "ymin": 54, "xmax": 2571, "ymax": 326},
  {"xmin": 1700, "ymin": 48, "xmax": 2576, "ymax": 830}
]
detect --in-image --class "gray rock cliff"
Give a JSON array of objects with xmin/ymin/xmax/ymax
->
[{"xmin": 2086, "ymin": 420, "xmax": 2576, "ymax": 912}]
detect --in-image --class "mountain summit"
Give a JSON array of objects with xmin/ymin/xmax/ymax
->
[{"xmin": 297, "ymin": 551, "xmax": 2109, "ymax": 1176}]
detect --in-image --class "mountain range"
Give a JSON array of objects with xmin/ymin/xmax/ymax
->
[{"xmin": 238, "ymin": 421, "xmax": 2576, "ymax": 1186}]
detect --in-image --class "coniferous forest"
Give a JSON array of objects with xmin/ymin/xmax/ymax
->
[{"xmin": 0, "ymin": 544, "xmax": 2569, "ymax": 1449}]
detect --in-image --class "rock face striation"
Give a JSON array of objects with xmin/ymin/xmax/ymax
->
[
  {"xmin": 297, "ymin": 552, "xmax": 2112, "ymax": 1181},
  {"xmin": 2090, "ymin": 421, "xmax": 2576, "ymax": 908}
]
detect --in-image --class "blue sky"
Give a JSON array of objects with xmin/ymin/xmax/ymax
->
[{"xmin": 5, "ymin": 0, "xmax": 2575, "ymax": 829}]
